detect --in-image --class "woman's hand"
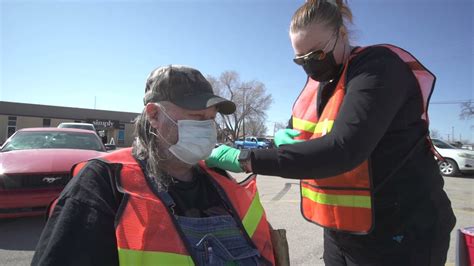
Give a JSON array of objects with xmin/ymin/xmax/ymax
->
[
  {"xmin": 205, "ymin": 145, "xmax": 243, "ymax": 173},
  {"xmin": 274, "ymin": 129, "xmax": 304, "ymax": 147}
]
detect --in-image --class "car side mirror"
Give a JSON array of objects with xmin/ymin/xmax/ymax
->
[{"xmin": 105, "ymin": 144, "xmax": 116, "ymax": 151}]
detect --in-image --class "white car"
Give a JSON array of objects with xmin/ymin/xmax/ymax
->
[
  {"xmin": 461, "ymin": 144, "xmax": 473, "ymax": 151},
  {"xmin": 58, "ymin": 122, "xmax": 96, "ymax": 132},
  {"xmin": 432, "ymin": 138, "xmax": 474, "ymax": 176}
]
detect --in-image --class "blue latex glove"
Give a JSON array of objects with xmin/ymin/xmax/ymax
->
[
  {"xmin": 274, "ymin": 129, "xmax": 304, "ymax": 147},
  {"xmin": 205, "ymin": 145, "xmax": 243, "ymax": 173}
]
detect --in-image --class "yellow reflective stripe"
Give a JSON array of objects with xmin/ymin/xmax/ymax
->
[
  {"xmin": 293, "ymin": 117, "xmax": 317, "ymax": 132},
  {"xmin": 315, "ymin": 119, "xmax": 334, "ymax": 134},
  {"xmin": 242, "ymin": 191, "xmax": 264, "ymax": 237},
  {"xmin": 118, "ymin": 248, "xmax": 194, "ymax": 266},
  {"xmin": 301, "ymin": 187, "xmax": 371, "ymax": 209},
  {"xmin": 293, "ymin": 117, "xmax": 334, "ymax": 134}
]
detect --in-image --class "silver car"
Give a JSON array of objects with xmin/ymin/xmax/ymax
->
[{"xmin": 432, "ymin": 138, "xmax": 474, "ymax": 176}]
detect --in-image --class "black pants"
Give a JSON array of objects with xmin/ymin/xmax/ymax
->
[{"xmin": 322, "ymin": 209, "xmax": 455, "ymax": 266}]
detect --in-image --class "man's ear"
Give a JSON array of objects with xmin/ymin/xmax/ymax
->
[{"xmin": 145, "ymin": 103, "xmax": 161, "ymax": 129}]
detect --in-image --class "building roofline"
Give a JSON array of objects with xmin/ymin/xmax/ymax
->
[{"xmin": 0, "ymin": 101, "xmax": 140, "ymax": 123}]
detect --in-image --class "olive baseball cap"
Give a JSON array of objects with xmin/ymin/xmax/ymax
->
[{"xmin": 143, "ymin": 65, "xmax": 236, "ymax": 115}]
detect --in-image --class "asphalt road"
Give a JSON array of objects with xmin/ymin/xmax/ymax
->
[{"xmin": 0, "ymin": 174, "xmax": 472, "ymax": 266}]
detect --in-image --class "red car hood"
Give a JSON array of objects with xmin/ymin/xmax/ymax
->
[{"xmin": 0, "ymin": 149, "xmax": 106, "ymax": 174}]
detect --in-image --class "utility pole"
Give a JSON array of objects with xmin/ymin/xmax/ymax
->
[
  {"xmin": 242, "ymin": 87, "xmax": 249, "ymax": 140},
  {"xmin": 452, "ymin": 126, "xmax": 455, "ymax": 142},
  {"xmin": 242, "ymin": 90, "xmax": 246, "ymax": 140},
  {"xmin": 94, "ymin": 96, "xmax": 97, "ymax": 109}
]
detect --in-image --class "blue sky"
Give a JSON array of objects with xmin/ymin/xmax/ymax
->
[{"xmin": 1, "ymin": 0, "xmax": 473, "ymax": 142}]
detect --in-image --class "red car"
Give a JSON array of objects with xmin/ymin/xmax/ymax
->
[{"xmin": 0, "ymin": 128, "xmax": 107, "ymax": 218}]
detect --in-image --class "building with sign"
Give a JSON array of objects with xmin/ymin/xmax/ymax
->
[{"xmin": 0, "ymin": 101, "xmax": 140, "ymax": 147}]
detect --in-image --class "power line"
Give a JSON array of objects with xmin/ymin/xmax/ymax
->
[{"xmin": 430, "ymin": 99, "xmax": 472, "ymax": 105}]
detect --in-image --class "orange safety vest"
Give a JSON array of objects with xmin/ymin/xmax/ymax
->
[
  {"xmin": 291, "ymin": 44, "xmax": 436, "ymax": 234},
  {"xmin": 72, "ymin": 148, "xmax": 275, "ymax": 266}
]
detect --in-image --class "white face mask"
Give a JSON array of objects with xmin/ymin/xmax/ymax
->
[{"xmin": 150, "ymin": 106, "xmax": 217, "ymax": 165}]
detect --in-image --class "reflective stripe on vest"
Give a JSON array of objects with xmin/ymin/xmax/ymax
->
[
  {"xmin": 301, "ymin": 187, "xmax": 371, "ymax": 209},
  {"xmin": 118, "ymin": 248, "xmax": 194, "ymax": 266},
  {"xmin": 292, "ymin": 117, "xmax": 334, "ymax": 136},
  {"xmin": 292, "ymin": 44, "xmax": 436, "ymax": 234},
  {"xmin": 242, "ymin": 191, "xmax": 264, "ymax": 237},
  {"xmin": 83, "ymin": 148, "xmax": 274, "ymax": 265}
]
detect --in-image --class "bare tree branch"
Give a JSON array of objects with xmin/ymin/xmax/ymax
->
[
  {"xmin": 207, "ymin": 71, "xmax": 273, "ymax": 141},
  {"xmin": 429, "ymin": 128, "xmax": 440, "ymax": 139},
  {"xmin": 460, "ymin": 100, "xmax": 473, "ymax": 120},
  {"xmin": 246, "ymin": 117, "xmax": 268, "ymax": 137}
]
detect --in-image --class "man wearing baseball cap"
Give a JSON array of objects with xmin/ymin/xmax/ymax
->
[{"xmin": 33, "ymin": 65, "xmax": 275, "ymax": 266}]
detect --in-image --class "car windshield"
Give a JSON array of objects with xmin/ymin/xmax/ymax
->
[
  {"xmin": 432, "ymin": 139, "xmax": 456, "ymax": 149},
  {"xmin": 1, "ymin": 131, "xmax": 105, "ymax": 152}
]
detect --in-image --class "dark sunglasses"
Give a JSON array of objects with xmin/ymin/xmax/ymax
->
[
  {"xmin": 293, "ymin": 31, "xmax": 339, "ymax": 66},
  {"xmin": 293, "ymin": 49, "xmax": 328, "ymax": 65}
]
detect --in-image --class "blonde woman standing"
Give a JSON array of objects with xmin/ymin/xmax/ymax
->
[{"xmin": 207, "ymin": 1, "xmax": 456, "ymax": 265}]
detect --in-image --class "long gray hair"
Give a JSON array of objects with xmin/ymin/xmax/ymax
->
[{"xmin": 132, "ymin": 109, "xmax": 173, "ymax": 189}]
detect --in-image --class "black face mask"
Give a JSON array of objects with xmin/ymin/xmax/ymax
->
[
  {"xmin": 294, "ymin": 32, "xmax": 343, "ymax": 82},
  {"xmin": 302, "ymin": 51, "xmax": 342, "ymax": 82}
]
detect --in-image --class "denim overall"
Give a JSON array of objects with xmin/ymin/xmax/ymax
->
[{"xmin": 158, "ymin": 189, "xmax": 262, "ymax": 266}]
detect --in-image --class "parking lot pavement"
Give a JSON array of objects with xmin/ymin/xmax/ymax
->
[
  {"xmin": 0, "ymin": 174, "xmax": 472, "ymax": 265},
  {"xmin": 0, "ymin": 216, "xmax": 44, "ymax": 266},
  {"xmin": 250, "ymin": 173, "xmax": 474, "ymax": 265},
  {"xmin": 443, "ymin": 175, "xmax": 474, "ymax": 266}
]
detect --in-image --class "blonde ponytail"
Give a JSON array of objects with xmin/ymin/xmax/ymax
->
[
  {"xmin": 290, "ymin": 0, "xmax": 353, "ymax": 37},
  {"xmin": 335, "ymin": 0, "xmax": 353, "ymax": 24}
]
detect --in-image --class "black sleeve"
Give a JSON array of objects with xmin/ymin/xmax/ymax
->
[
  {"xmin": 32, "ymin": 160, "xmax": 121, "ymax": 266},
  {"xmin": 251, "ymin": 47, "xmax": 418, "ymax": 179},
  {"xmin": 287, "ymin": 117, "xmax": 293, "ymax": 129}
]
